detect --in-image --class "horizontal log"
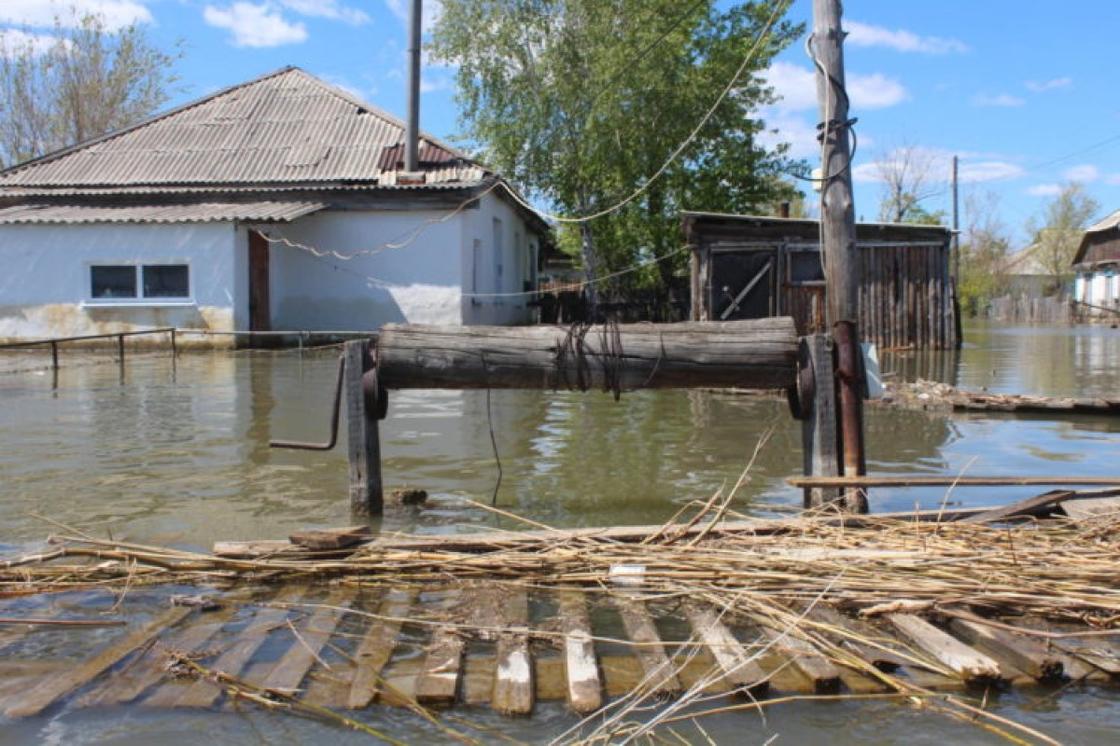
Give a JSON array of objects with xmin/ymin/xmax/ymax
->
[{"xmin": 375, "ymin": 319, "xmax": 798, "ymax": 391}]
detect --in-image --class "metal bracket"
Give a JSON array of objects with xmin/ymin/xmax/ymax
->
[{"xmin": 269, "ymin": 354, "xmax": 346, "ymax": 451}]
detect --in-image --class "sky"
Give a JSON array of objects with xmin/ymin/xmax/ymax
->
[{"xmin": 1, "ymin": 0, "xmax": 1118, "ymax": 244}]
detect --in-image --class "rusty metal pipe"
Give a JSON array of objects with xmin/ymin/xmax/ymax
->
[{"xmin": 270, "ymin": 354, "xmax": 346, "ymax": 451}]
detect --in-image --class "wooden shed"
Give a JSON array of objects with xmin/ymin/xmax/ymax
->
[{"xmin": 684, "ymin": 212, "xmax": 958, "ymax": 350}]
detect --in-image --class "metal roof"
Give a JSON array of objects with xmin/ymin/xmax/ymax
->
[
  {"xmin": 0, "ymin": 201, "xmax": 325, "ymax": 225},
  {"xmin": 1085, "ymin": 209, "xmax": 1120, "ymax": 235},
  {"xmin": 0, "ymin": 67, "xmax": 487, "ymax": 190}
]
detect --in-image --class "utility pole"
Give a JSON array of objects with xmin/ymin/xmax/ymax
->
[
  {"xmin": 951, "ymin": 154, "xmax": 960, "ymax": 282},
  {"xmin": 405, "ymin": 0, "xmax": 422, "ymax": 173},
  {"xmin": 811, "ymin": 0, "xmax": 866, "ymax": 512}
]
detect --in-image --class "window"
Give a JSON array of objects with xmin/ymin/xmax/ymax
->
[
  {"xmin": 788, "ymin": 251, "xmax": 825, "ymax": 284},
  {"xmin": 89, "ymin": 264, "xmax": 190, "ymax": 301},
  {"xmin": 90, "ymin": 266, "xmax": 137, "ymax": 299}
]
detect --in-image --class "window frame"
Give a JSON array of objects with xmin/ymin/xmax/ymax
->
[{"xmin": 83, "ymin": 261, "xmax": 195, "ymax": 307}]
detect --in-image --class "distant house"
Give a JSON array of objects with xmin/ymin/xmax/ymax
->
[
  {"xmin": 1001, "ymin": 244, "xmax": 1055, "ymax": 299},
  {"xmin": 1073, "ymin": 209, "xmax": 1120, "ymax": 313},
  {"xmin": 0, "ymin": 67, "xmax": 549, "ymax": 343}
]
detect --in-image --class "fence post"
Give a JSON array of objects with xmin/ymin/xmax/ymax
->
[
  {"xmin": 50, "ymin": 340, "xmax": 59, "ymax": 372},
  {"xmin": 345, "ymin": 339, "xmax": 383, "ymax": 515},
  {"xmin": 170, "ymin": 329, "xmax": 178, "ymax": 358},
  {"xmin": 798, "ymin": 334, "xmax": 841, "ymax": 510}
]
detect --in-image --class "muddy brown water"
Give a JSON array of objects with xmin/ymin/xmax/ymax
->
[{"xmin": 1, "ymin": 321, "xmax": 1119, "ymax": 743}]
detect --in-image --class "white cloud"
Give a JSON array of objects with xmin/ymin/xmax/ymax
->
[
  {"xmin": 1106, "ymin": 174, "xmax": 1120, "ymax": 186},
  {"xmin": 385, "ymin": 0, "xmax": 443, "ymax": 32},
  {"xmin": 1063, "ymin": 164, "xmax": 1099, "ymax": 182},
  {"xmin": 847, "ymin": 73, "xmax": 909, "ymax": 109},
  {"xmin": 279, "ymin": 0, "xmax": 369, "ymax": 25},
  {"xmin": 1027, "ymin": 183, "xmax": 1062, "ymax": 197},
  {"xmin": 1026, "ymin": 77, "xmax": 1071, "ymax": 93},
  {"xmin": 419, "ymin": 75, "xmax": 453, "ymax": 94},
  {"xmin": 854, "ymin": 148, "xmax": 1024, "ymax": 185},
  {"xmin": 973, "ymin": 93, "xmax": 1025, "ymax": 107},
  {"xmin": 763, "ymin": 62, "xmax": 907, "ymax": 113},
  {"xmin": 204, "ymin": 3, "xmax": 307, "ymax": 47},
  {"xmin": 845, "ymin": 20, "xmax": 967, "ymax": 54},
  {"xmin": 0, "ymin": 0, "xmax": 151, "ymax": 30},
  {"xmin": 0, "ymin": 29, "xmax": 59, "ymax": 56}
]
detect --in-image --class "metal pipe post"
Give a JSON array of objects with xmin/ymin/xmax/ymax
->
[{"xmin": 405, "ymin": 0, "xmax": 422, "ymax": 172}]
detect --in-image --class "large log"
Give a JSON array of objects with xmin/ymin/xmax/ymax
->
[{"xmin": 374, "ymin": 319, "xmax": 798, "ymax": 391}]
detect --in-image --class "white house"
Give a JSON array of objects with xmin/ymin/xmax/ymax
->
[
  {"xmin": 0, "ymin": 67, "xmax": 549, "ymax": 343},
  {"xmin": 1072, "ymin": 209, "xmax": 1120, "ymax": 314}
]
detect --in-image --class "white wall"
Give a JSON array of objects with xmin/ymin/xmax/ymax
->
[
  {"xmin": 0, "ymin": 221, "xmax": 239, "ymax": 341},
  {"xmin": 460, "ymin": 192, "xmax": 538, "ymax": 326},
  {"xmin": 264, "ymin": 195, "xmax": 541, "ymax": 330}
]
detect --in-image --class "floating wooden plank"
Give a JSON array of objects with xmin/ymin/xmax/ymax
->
[
  {"xmin": 289, "ymin": 526, "xmax": 371, "ymax": 550},
  {"xmin": 164, "ymin": 587, "xmax": 305, "ymax": 709},
  {"xmin": 415, "ymin": 592, "xmax": 466, "ymax": 705},
  {"xmin": 492, "ymin": 590, "xmax": 533, "ymax": 716},
  {"xmin": 887, "ymin": 614, "xmax": 1001, "ymax": 683},
  {"xmin": 756, "ymin": 622, "xmax": 840, "ymax": 692},
  {"xmin": 1061, "ymin": 495, "xmax": 1120, "ymax": 521},
  {"xmin": 557, "ymin": 591, "xmax": 602, "ymax": 714},
  {"xmin": 613, "ymin": 597, "xmax": 682, "ymax": 695},
  {"xmin": 789, "ymin": 475, "xmax": 1120, "ymax": 489},
  {"xmin": 804, "ymin": 604, "xmax": 912, "ymax": 671},
  {"xmin": 347, "ymin": 590, "xmax": 415, "ymax": 709},
  {"xmin": 5, "ymin": 606, "xmax": 192, "ymax": 718},
  {"xmin": 82, "ymin": 605, "xmax": 238, "ymax": 706},
  {"xmin": 684, "ymin": 605, "xmax": 768, "ymax": 696},
  {"xmin": 948, "ymin": 618, "xmax": 1063, "ymax": 682},
  {"xmin": 259, "ymin": 589, "xmax": 352, "ymax": 695}
]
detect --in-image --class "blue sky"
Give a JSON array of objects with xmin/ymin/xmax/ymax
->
[{"xmin": 2, "ymin": 1, "xmax": 1118, "ymax": 243}]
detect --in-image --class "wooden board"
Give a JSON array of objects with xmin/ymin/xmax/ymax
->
[
  {"xmin": 684, "ymin": 605, "xmax": 768, "ymax": 695},
  {"xmin": 259, "ymin": 589, "xmax": 352, "ymax": 695},
  {"xmin": 948, "ymin": 618, "xmax": 1064, "ymax": 682},
  {"xmin": 161, "ymin": 587, "xmax": 305, "ymax": 709},
  {"xmin": 887, "ymin": 614, "xmax": 1001, "ymax": 683},
  {"xmin": 804, "ymin": 604, "xmax": 913, "ymax": 671},
  {"xmin": 557, "ymin": 591, "xmax": 602, "ymax": 714},
  {"xmin": 613, "ymin": 597, "xmax": 682, "ymax": 695},
  {"xmin": 415, "ymin": 628, "xmax": 465, "ymax": 704},
  {"xmin": 81, "ymin": 604, "xmax": 238, "ymax": 707},
  {"xmin": 348, "ymin": 590, "xmax": 415, "ymax": 709},
  {"xmin": 5, "ymin": 606, "xmax": 192, "ymax": 718},
  {"xmin": 492, "ymin": 590, "xmax": 533, "ymax": 716},
  {"xmin": 756, "ymin": 622, "xmax": 841, "ymax": 692}
]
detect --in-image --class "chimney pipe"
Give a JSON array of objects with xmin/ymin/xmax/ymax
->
[{"xmin": 405, "ymin": 0, "xmax": 422, "ymax": 173}]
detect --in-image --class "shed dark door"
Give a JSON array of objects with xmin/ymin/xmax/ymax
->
[
  {"xmin": 710, "ymin": 250, "xmax": 775, "ymax": 320},
  {"xmin": 248, "ymin": 230, "xmax": 271, "ymax": 332}
]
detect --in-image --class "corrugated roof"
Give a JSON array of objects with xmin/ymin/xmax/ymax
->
[
  {"xmin": 0, "ymin": 201, "xmax": 325, "ymax": 225},
  {"xmin": 1085, "ymin": 209, "xmax": 1120, "ymax": 235},
  {"xmin": 0, "ymin": 67, "xmax": 487, "ymax": 190}
]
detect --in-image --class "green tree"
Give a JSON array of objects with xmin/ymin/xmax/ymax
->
[
  {"xmin": 430, "ymin": 0, "xmax": 802, "ymax": 309},
  {"xmin": 957, "ymin": 192, "xmax": 1010, "ymax": 316},
  {"xmin": 0, "ymin": 13, "xmax": 181, "ymax": 168},
  {"xmin": 1026, "ymin": 183, "xmax": 1100, "ymax": 295},
  {"xmin": 873, "ymin": 144, "xmax": 943, "ymax": 224}
]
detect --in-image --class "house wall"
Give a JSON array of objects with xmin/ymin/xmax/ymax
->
[
  {"xmin": 264, "ymin": 195, "xmax": 538, "ymax": 331},
  {"xmin": 0, "ymin": 221, "xmax": 240, "ymax": 342},
  {"xmin": 1076, "ymin": 268, "xmax": 1120, "ymax": 312}
]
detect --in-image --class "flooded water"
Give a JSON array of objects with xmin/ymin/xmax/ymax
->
[{"xmin": 1, "ymin": 321, "xmax": 1119, "ymax": 743}]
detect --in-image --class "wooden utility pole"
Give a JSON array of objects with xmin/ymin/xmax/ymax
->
[
  {"xmin": 951, "ymin": 154, "xmax": 960, "ymax": 281},
  {"xmin": 811, "ymin": 0, "xmax": 866, "ymax": 512}
]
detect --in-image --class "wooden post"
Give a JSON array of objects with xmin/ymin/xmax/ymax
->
[
  {"xmin": 812, "ymin": 0, "xmax": 867, "ymax": 512},
  {"xmin": 50, "ymin": 340, "xmax": 58, "ymax": 372},
  {"xmin": 799, "ymin": 335, "xmax": 839, "ymax": 509},
  {"xmin": 170, "ymin": 329, "xmax": 177, "ymax": 359},
  {"xmin": 345, "ymin": 339, "xmax": 383, "ymax": 515}
]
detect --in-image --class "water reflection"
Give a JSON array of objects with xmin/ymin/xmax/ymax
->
[{"xmin": 0, "ymin": 324, "xmax": 1118, "ymax": 550}]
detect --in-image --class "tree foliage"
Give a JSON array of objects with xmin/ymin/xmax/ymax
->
[
  {"xmin": 957, "ymin": 191, "xmax": 1010, "ymax": 316},
  {"xmin": 430, "ymin": 0, "xmax": 803, "ymax": 303},
  {"xmin": 0, "ymin": 13, "xmax": 180, "ymax": 168},
  {"xmin": 873, "ymin": 144, "xmax": 943, "ymax": 224},
  {"xmin": 1026, "ymin": 183, "xmax": 1100, "ymax": 293}
]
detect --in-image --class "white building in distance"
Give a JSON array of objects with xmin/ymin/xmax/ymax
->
[{"xmin": 0, "ymin": 67, "xmax": 549, "ymax": 343}]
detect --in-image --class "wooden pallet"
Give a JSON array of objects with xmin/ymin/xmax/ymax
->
[{"xmin": 1, "ymin": 583, "xmax": 1116, "ymax": 720}]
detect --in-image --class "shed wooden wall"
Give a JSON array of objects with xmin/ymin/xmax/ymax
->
[{"xmin": 685, "ymin": 215, "xmax": 958, "ymax": 350}]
